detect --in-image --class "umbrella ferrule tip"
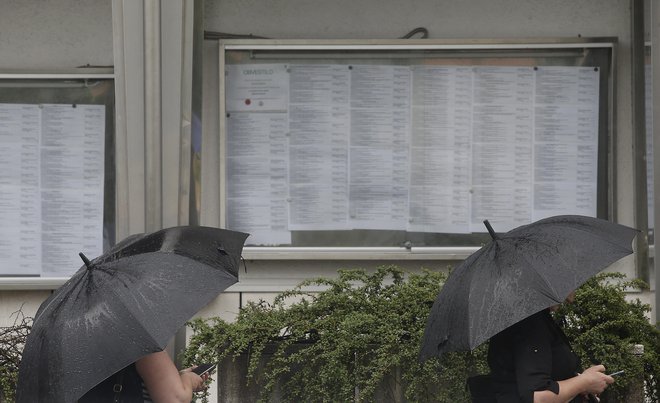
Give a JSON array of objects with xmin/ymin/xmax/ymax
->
[
  {"xmin": 79, "ymin": 252, "xmax": 93, "ymax": 269},
  {"xmin": 483, "ymin": 220, "xmax": 498, "ymax": 240}
]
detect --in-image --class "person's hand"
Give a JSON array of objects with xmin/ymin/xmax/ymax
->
[
  {"xmin": 579, "ymin": 365, "xmax": 614, "ymax": 395},
  {"xmin": 178, "ymin": 367, "xmax": 208, "ymax": 392}
]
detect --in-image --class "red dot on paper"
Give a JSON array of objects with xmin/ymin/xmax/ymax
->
[{"xmin": 245, "ymin": 99, "xmax": 251, "ymax": 105}]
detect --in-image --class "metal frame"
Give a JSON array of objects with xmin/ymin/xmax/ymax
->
[
  {"xmin": 631, "ymin": 0, "xmax": 650, "ymax": 282},
  {"xmin": 0, "ymin": 71, "xmax": 115, "ymax": 288},
  {"xmin": 652, "ymin": 1, "xmax": 660, "ymax": 323},
  {"xmin": 0, "ymin": 73, "xmax": 114, "ymax": 79},
  {"xmin": 218, "ymin": 38, "xmax": 617, "ymax": 261}
]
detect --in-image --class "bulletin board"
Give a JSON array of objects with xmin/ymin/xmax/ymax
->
[
  {"xmin": 0, "ymin": 72, "xmax": 115, "ymax": 277},
  {"xmin": 218, "ymin": 38, "xmax": 614, "ymax": 251}
]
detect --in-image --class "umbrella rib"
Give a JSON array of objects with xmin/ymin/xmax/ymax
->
[
  {"xmin": 33, "ymin": 271, "xmax": 88, "ymax": 321},
  {"xmin": 83, "ymin": 267, "xmax": 163, "ymax": 346},
  {"xmin": 530, "ymin": 223, "xmax": 635, "ymax": 253},
  {"xmin": 509, "ymin": 237, "xmax": 563, "ymax": 301}
]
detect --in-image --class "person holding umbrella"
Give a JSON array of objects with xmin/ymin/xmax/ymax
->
[
  {"xmin": 487, "ymin": 291, "xmax": 614, "ymax": 402},
  {"xmin": 17, "ymin": 226, "xmax": 249, "ymax": 403},
  {"xmin": 418, "ymin": 215, "xmax": 639, "ymax": 403},
  {"xmin": 78, "ymin": 350, "xmax": 211, "ymax": 402}
]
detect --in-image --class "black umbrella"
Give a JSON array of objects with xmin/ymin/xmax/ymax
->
[
  {"xmin": 16, "ymin": 226, "xmax": 248, "ymax": 403},
  {"xmin": 419, "ymin": 215, "xmax": 638, "ymax": 362}
]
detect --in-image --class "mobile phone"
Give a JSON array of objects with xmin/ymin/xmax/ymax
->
[
  {"xmin": 608, "ymin": 370, "xmax": 625, "ymax": 377},
  {"xmin": 192, "ymin": 362, "xmax": 217, "ymax": 376}
]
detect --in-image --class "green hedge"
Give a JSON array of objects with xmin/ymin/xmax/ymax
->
[
  {"xmin": 184, "ymin": 268, "xmax": 660, "ymax": 403},
  {"xmin": 555, "ymin": 272, "xmax": 660, "ymax": 402},
  {"xmin": 1, "ymin": 268, "xmax": 658, "ymax": 403},
  {"xmin": 0, "ymin": 312, "xmax": 31, "ymax": 403},
  {"xmin": 184, "ymin": 266, "xmax": 487, "ymax": 402}
]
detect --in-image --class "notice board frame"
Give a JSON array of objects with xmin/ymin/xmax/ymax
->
[
  {"xmin": 0, "ymin": 70, "xmax": 115, "ymax": 286},
  {"xmin": 218, "ymin": 38, "xmax": 616, "ymax": 260}
]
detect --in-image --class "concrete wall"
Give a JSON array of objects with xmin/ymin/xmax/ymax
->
[
  {"xmin": 205, "ymin": 0, "xmax": 627, "ymax": 41},
  {"xmin": 0, "ymin": 0, "xmax": 113, "ymax": 70}
]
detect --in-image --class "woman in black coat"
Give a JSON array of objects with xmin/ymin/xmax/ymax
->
[{"xmin": 487, "ymin": 292, "xmax": 615, "ymax": 403}]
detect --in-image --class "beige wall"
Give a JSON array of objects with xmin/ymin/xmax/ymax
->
[
  {"xmin": 0, "ymin": 291, "xmax": 51, "ymax": 328},
  {"xmin": 0, "ymin": 0, "xmax": 113, "ymax": 70}
]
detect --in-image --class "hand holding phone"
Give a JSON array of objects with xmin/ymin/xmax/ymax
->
[{"xmin": 192, "ymin": 362, "xmax": 217, "ymax": 376}]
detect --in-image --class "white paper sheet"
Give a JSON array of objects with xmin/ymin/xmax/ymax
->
[
  {"xmin": 409, "ymin": 66, "xmax": 472, "ymax": 233},
  {"xmin": 287, "ymin": 65, "xmax": 350, "ymax": 230},
  {"xmin": 470, "ymin": 67, "xmax": 534, "ymax": 232},
  {"xmin": 0, "ymin": 103, "xmax": 105, "ymax": 276},
  {"xmin": 349, "ymin": 65, "xmax": 410, "ymax": 230},
  {"xmin": 226, "ymin": 64, "xmax": 289, "ymax": 112},
  {"xmin": 225, "ymin": 112, "xmax": 291, "ymax": 245},
  {"xmin": 0, "ymin": 104, "xmax": 42, "ymax": 275},
  {"xmin": 532, "ymin": 66, "xmax": 599, "ymax": 221},
  {"xmin": 224, "ymin": 62, "xmax": 601, "ymax": 239}
]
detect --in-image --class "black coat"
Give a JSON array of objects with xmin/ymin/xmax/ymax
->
[
  {"xmin": 487, "ymin": 310, "xmax": 584, "ymax": 403},
  {"xmin": 78, "ymin": 363, "xmax": 152, "ymax": 403}
]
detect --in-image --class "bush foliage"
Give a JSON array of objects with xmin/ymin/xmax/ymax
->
[
  {"xmin": 1, "ymin": 268, "xmax": 658, "ymax": 402},
  {"xmin": 0, "ymin": 311, "xmax": 31, "ymax": 403},
  {"xmin": 184, "ymin": 266, "xmax": 488, "ymax": 402},
  {"xmin": 184, "ymin": 268, "xmax": 660, "ymax": 403},
  {"xmin": 554, "ymin": 272, "xmax": 660, "ymax": 402}
]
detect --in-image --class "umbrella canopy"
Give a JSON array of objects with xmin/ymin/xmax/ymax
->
[
  {"xmin": 16, "ymin": 226, "xmax": 248, "ymax": 403},
  {"xmin": 419, "ymin": 215, "xmax": 638, "ymax": 362}
]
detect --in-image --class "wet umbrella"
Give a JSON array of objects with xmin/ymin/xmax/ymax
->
[
  {"xmin": 419, "ymin": 215, "xmax": 638, "ymax": 362},
  {"xmin": 16, "ymin": 226, "xmax": 248, "ymax": 403}
]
